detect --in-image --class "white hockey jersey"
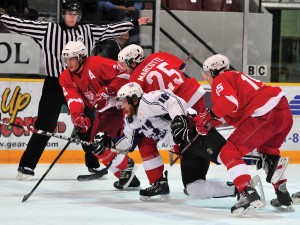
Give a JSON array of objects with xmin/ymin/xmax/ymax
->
[{"xmin": 114, "ymin": 89, "xmax": 188, "ymax": 152}]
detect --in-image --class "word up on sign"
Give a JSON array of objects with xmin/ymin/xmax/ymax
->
[{"xmin": 247, "ymin": 65, "xmax": 267, "ymax": 76}]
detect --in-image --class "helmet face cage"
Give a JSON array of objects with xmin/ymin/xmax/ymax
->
[
  {"xmin": 116, "ymin": 82, "xmax": 143, "ymax": 109},
  {"xmin": 61, "ymin": 41, "xmax": 87, "ymax": 66},
  {"xmin": 118, "ymin": 44, "xmax": 144, "ymax": 68},
  {"xmin": 202, "ymin": 54, "xmax": 230, "ymax": 78},
  {"xmin": 62, "ymin": 0, "xmax": 82, "ymax": 22}
]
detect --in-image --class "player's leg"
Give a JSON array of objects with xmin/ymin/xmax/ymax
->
[
  {"xmin": 220, "ymin": 141, "xmax": 264, "ymax": 215},
  {"xmin": 182, "ymin": 140, "xmax": 236, "ymax": 199},
  {"xmin": 257, "ymin": 102, "xmax": 294, "ymax": 211},
  {"xmin": 91, "ymin": 108, "xmax": 140, "ymax": 189},
  {"xmin": 17, "ymin": 77, "xmax": 64, "ymax": 180},
  {"xmin": 77, "ymin": 106, "xmax": 106, "ymax": 178},
  {"xmin": 138, "ymin": 137, "xmax": 168, "ymax": 201},
  {"xmin": 220, "ymin": 116, "xmax": 271, "ymax": 215}
]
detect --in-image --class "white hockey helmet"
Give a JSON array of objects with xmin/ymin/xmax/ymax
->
[
  {"xmin": 116, "ymin": 82, "xmax": 143, "ymax": 108},
  {"xmin": 202, "ymin": 54, "xmax": 230, "ymax": 78},
  {"xmin": 62, "ymin": 41, "xmax": 87, "ymax": 63},
  {"xmin": 118, "ymin": 44, "xmax": 144, "ymax": 68}
]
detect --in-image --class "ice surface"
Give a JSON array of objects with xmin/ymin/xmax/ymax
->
[{"xmin": 0, "ymin": 163, "xmax": 299, "ymax": 225}]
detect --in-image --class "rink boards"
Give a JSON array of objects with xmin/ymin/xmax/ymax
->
[{"xmin": 0, "ymin": 78, "xmax": 300, "ymax": 164}]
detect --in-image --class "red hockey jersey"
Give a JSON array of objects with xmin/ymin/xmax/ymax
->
[
  {"xmin": 129, "ymin": 52, "xmax": 205, "ymax": 106},
  {"xmin": 210, "ymin": 70, "xmax": 285, "ymax": 127},
  {"xmin": 59, "ymin": 56, "xmax": 129, "ymax": 117}
]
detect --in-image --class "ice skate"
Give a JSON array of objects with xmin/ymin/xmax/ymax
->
[
  {"xmin": 231, "ymin": 176, "xmax": 265, "ymax": 216},
  {"xmin": 291, "ymin": 191, "xmax": 300, "ymax": 204},
  {"xmin": 231, "ymin": 185, "xmax": 264, "ymax": 216},
  {"xmin": 16, "ymin": 166, "xmax": 34, "ymax": 181},
  {"xmin": 140, "ymin": 171, "xmax": 170, "ymax": 201},
  {"xmin": 114, "ymin": 175, "xmax": 141, "ymax": 190},
  {"xmin": 113, "ymin": 158, "xmax": 140, "ymax": 190},
  {"xmin": 270, "ymin": 182, "xmax": 295, "ymax": 212}
]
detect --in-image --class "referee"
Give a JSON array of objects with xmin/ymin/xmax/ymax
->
[{"xmin": 0, "ymin": 0, "xmax": 150, "ymax": 180}]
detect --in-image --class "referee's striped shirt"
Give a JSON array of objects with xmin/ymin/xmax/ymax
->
[{"xmin": 0, "ymin": 14, "xmax": 135, "ymax": 78}]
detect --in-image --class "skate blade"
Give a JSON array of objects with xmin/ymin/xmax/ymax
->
[
  {"xmin": 140, "ymin": 194, "xmax": 171, "ymax": 202},
  {"xmin": 16, "ymin": 172, "xmax": 34, "ymax": 181},
  {"xmin": 271, "ymin": 157, "xmax": 289, "ymax": 184},
  {"xmin": 120, "ymin": 186, "xmax": 141, "ymax": 191},
  {"xmin": 232, "ymin": 200, "xmax": 264, "ymax": 216},
  {"xmin": 273, "ymin": 204, "xmax": 295, "ymax": 212}
]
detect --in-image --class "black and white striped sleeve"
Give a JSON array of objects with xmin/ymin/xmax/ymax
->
[
  {"xmin": 0, "ymin": 14, "xmax": 48, "ymax": 45},
  {"xmin": 89, "ymin": 20, "xmax": 135, "ymax": 43}
]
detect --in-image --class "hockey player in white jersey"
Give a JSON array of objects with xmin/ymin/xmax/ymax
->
[{"xmin": 92, "ymin": 82, "xmax": 237, "ymax": 202}]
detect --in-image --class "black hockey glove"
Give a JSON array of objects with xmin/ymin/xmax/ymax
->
[
  {"xmin": 91, "ymin": 132, "xmax": 112, "ymax": 156},
  {"xmin": 171, "ymin": 115, "xmax": 196, "ymax": 145}
]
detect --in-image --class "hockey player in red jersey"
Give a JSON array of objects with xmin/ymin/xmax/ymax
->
[
  {"xmin": 59, "ymin": 41, "xmax": 140, "ymax": 189},
  {"xmin": 117, "ymin": 45, "xmax": 231, "ymax": 200},
  {"xmin": 194, "ymin": 54, "xmax": 294, "ymax": 214}
]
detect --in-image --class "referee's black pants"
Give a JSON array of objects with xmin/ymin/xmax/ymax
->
[{"xmin": 19, "ymin": 77, "xmax": 100, "ymax": 170}]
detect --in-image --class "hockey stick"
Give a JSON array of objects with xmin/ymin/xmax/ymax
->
[
  {"xmin": 0, "ymin": 120, "xmax": 91, "ymax": 146},
  {"xmin": 77, "ymin": 153, "xmax": 117, "ymax": 181},
  {"xmin": 179, "ymin": 52, "xmax": 194, "ymax": 72},
  {"xmin": 22, "ymin": 130, "xmax": 77, "ymax": 202},
  {"xmin": 170, "ymin": 133, "xmax": 200, "ymax": 166}
]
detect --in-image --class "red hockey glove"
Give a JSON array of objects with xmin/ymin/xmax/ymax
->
[
  {"xmin": 71, "ymin": 113, "xmax": 91, "ymax": 133},
  {"xmin": 194, "ymin": 109, "xmax": 222, "ymax": 135},
  {"xmin": 94, "ymin": 87, "xmax": 116, "ymax": 111}
]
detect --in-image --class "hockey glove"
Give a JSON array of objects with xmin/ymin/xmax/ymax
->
[
  {"xmin": 171, "ymin": 115, "xmax": 194, "ymax": 145},
  {"xmin": 256, "ymin": 153, "xmax": 280, "ymax": 183},
  {"xmin": 93, "ymin": 87, "xmax": 116, "ymax": 111},
  {"xmin": 92, "ymin": 132, "xmax": 113, "ymax": 156},
  {"xmin": 71, "ymin": 113, "xmax": 91, "ymax": 133},
  {"xmin": 194, "ymin": 109, "xmax": 223, "ymax": 135}
]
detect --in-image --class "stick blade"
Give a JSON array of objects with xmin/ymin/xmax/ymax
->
[
  {"xmin": 22, "ymin": 194, "xmax": 31, "ymax": 202},
  {"xmin": 77, "ymin": 169, "xmax": 108, "ymax": 181}
]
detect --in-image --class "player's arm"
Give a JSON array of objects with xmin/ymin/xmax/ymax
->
[
  {"xmin": 92, "ymin": 116, "xmax": 144, "ymax": 155},
  {"xmin": 210, "ymin": 79, "xmax": 238, "ymax": 118},
  {"xmin": 93, "ymin": 60, "xmax": 130, "ymax": 111},
  {"xmin": 152, "ymin": 90, "xmax": 195, "ymax": 144},
  {"xmin": 194, "ymin": 79, "xmax": 236, "ymax": 135},
  {"xmin": 156, "ymin": 90, "xmax": 188, "ymax": 119},
  {"xmin": 0, "ymin": 13, "xmax": 48, "ymax": 41},
  {"xmin": 90, "ymin": 16, "xmax": 151, "ymax": 43},
  {"xmin": 59, "ymin": 74, "xmax": 90, "ymax": 133}
]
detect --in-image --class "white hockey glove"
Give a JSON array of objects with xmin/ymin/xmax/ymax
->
[{"xmin": 92, "ymin": 132, "xmax": 113, "ymax": 156}]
